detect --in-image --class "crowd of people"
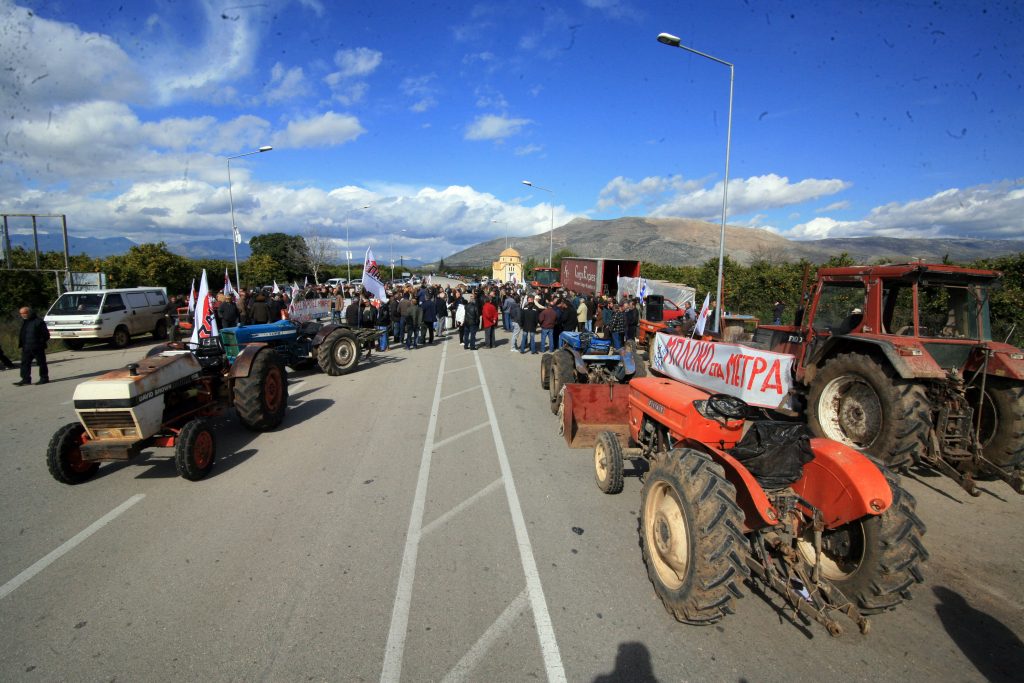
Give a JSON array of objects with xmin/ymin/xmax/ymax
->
[{"xmin": 173, "ymin": 278, "xmax": 699, "ymax": 355}]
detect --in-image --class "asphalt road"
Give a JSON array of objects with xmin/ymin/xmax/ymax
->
[{"xmin": 0, "ymin": 331, "xmax": 1021, "ymax": 682}]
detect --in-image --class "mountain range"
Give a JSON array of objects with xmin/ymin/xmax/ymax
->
[{"xmin": 442, "ymin": 217, "xmax": 1024, "ymax": 267}]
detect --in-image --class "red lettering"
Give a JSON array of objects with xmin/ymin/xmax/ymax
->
[
  {"xmin": 747, "ymin": 356, "xmax": 768, "ymax": 390},
  {"xmin": 760, "ymin": 360, "xmax": 784, "ymax": 394}
]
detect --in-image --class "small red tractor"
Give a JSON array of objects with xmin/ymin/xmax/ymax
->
[
  {"xmin": 560, "ymin": 378, "xmax": 927, "ymax": 635},
  {"xmin": 47, "ymin": 340, "xmax": 288, "ymax": 484},
  {"xmin": 753, "ymin": 263, "xmax": 1024, "ymax": 495}
]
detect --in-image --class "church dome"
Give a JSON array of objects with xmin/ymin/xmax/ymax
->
[{"xmin": 499, "ymin": 247, "xmax": 521, "ymax": 258}]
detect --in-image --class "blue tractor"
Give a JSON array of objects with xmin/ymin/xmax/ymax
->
[
  {"xmin": 540, "ymin": 331, "xmax": 646, "ymax": 415},
  {"xmin": 221, "ymin": 319, "xmax": 381, "ymax": 375}
]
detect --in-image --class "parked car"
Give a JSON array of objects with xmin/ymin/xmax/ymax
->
[{"xmin": 45, "ymin": 287, "xmax": 169, "ymax": 349}]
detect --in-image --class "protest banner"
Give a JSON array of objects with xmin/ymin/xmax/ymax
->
[
  {"xmin": 650, "ymin": 332, "xmax": 794, "ymax": 408},
  {"xmin": 287, "ymin": 298, "xmax": 332, "ymax": 322}
]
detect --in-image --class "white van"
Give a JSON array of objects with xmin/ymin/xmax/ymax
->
[
  {"xmin": 45, "ymin": 287, "xmax": 169, "ymax": 349},
  {"xmin": 325, "ymin": 277, "xmax": 347, "ymax": 288}
]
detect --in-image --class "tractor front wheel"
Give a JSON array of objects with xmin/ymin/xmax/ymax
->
[
  {"xmin": 549, "ymin": 349, "xmax": 575, "ymax": 415},
  {"xmin": 796, "ymin": 476, "xmax": 927, "ymax": 613},
  {"xmin": 174, "ymin": 419, "xmax": 216, "ymax": 481},
  {"xmin": 640, "ymin": 449, "xmax": 749, "ymax": 625},
  {"xmin": 46, "ymin": 422, "xmax": 99, "ymax": 485},
  {"xmin": 808, "ymin": 352, "xmax": 929, "ymax": 469},
  {"xmin": 234, "ymin": 348, "xmax": 288, "ymax": 431},
  {"xmin": 540, "ymin": 353, "xmax": 552, "ymax": 390},
  {"xmin": 594, "ymin": 431, "xmax": 624, "ymax": 494},
  {"xmin": 318, "ymin": 329, "xmax": 360, "ymax": 376}
]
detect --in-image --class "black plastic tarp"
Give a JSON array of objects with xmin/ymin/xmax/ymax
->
[{"xmin": 729, "ymin": 421, "xmax": 814, "ymax": 490}]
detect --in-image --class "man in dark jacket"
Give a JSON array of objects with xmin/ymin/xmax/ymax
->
[
  {"xmin": 519, "ymin": 296, "xmax": 540, "ymax": 354},
  {"xmin": 219, "ymin": 295, "xmax": 240, "ymax": 328},
  {"xmin": 248, "ymin": 295, "xmax": 271, "ymax": 324},
  {"xmin": 15, "ymin": 306, "xmax": 49, "ymax": 386},
  {"xmin": 462, "ymin": 294, "xmax": 480, "ymax": 350},
  {"xmin": 421, "ymin": 293, "xmax": 437, "ymax": 344},
  {"xmin": 538, "ymin": 302, "xmax": 558, "ymax": 352}
]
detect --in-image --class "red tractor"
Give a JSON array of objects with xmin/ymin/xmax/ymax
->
[
  {"xmin": 561, "ymin": 378, "xmax": 927, "ymax": 635},
  {"xmin": 752, "ymin": 263, "xmax": 1024, "ymax": 495}
]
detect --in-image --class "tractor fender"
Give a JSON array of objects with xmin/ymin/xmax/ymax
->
[
  {"xmin": 700, "ymin": 445, "xmax": 779, "ymax": 533},
  {"xmin": 228, "ymin": 343, "xmax": 269, "ymax": 379},
  {"xmin": 809, "ymin": 335, "xmax": 946, "ymax": 381},
  {"xmin": 310, "ymin": 323, "xmax": 341, "ymax": 348},
  {"xmin": 791, "ymin": 438, "xmax": 893, "ymax": 529},
  {"xmin": 566, "ymin": 347, "xmax": 588, "ymax": 376},
  {"xmin": 621, "ymin": 350, "xmax": 637, "ymax": 375}
]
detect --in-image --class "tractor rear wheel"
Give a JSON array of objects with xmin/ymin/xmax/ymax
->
[
  {"xmin": 540, "ymin": 352, "xmax": 552, "ymax": 389},
  {"xmin": 174, "ymin": 419, "xmax": 216, "ymax": 481},
  {"xmin": 549, "ymin": 349, "xmax": 575, "ymax": 415},
  {"xmin": 594, "ymin": 431, "xmax": 624, "ymax": 494},
  {"xmin": 970, "ymin": 379, "xmax": 1024, "ymax": 469},
  {"xmin": 796, "ymin": 476, "xmax": 927, "ymax": 613},
  {"xmin": 808, "ymin": 352, "xmax": 929, "ymax": 469},
  {"xmin": 47, "ymin": 422, "xmax": 99, "ymax": 485},
  {"xmin": 640, "ymin": 449, "xmax": 749, "ymax": 625},
  {"xmin": 234, "ymin": 348, "xmax": 288, "ymax": 431},
  {"xmin": 318, "ymin": 329, "xmax": 360, "ymax": 376}
]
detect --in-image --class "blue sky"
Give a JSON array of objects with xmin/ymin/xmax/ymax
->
[{"xmin": 1, "ymin": 0, "xmax": 1022, "ymax": 262}]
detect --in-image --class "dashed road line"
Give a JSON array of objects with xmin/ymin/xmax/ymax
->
[
  {"xmin": 431, "ymin": 422, "xmax": 489, "ymax": 450},
  {"xmin": 0, "ymin": 494, "xmax": 146, "ymax": 601},
  {"xmin": 441, "ymin": 385, "xmax": 481, "ymax": 402},
  {"xmin": 420, "ymin": 478, "xmax": 503, "ymax": 537},
  {"xmin": 441, "ymin": 588, "xmax": 530, "ymax": 683}
]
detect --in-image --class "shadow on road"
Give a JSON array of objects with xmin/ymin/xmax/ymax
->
[
  {"xmin": 592, "ymin": 641, "xmax": 658, "ymax": 683},
  {"xmin": 933, "ymin": 585, "xmax": 1023, "ymax": 683}
]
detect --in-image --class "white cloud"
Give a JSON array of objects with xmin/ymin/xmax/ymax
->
[
  {"xmin": 581, "ymin": 0, "xmax": 642, "ymax": 20},
  {"xmin": 465, "ymin": 114, "xmax": 532, "ymax": 141},
  {"xmin": 328, "ymin": 47, "xmax": 383, "ymax": 81},
  {"xmin": 515, "ymin": 144, "xmax": 544, "ymax": 156},
  {"xmin": 817, "ymin": 200, "xmax": 851, "ymax": 212},
  {"xmin": 272, "ymin": 111, "xmax": 365, "ymax": 148},
  {"xmin": 596, "ymin": 173, "xmax": 850, "ymax": 219},
  {"xmin": 401, "ymin": 74, "xmax": 438, "ymax": 113},
  {"xmin": 264, "ymin": 63, "xmax": 309, "ymax": 103}
]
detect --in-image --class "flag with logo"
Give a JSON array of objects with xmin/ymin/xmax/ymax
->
[
  {"xmin": 636, "ymin": 278, "xmax": 649, "ymax": 300},
  {"xmin": 223, "ymin": 268, "xmax": 238, "ymax": 297},
  {"xmin": 362, "ymin": 248, "xmax": 388, "ymax": 301},
  {"xmin": 189, "ymin": 269, "xmax": 219, "ymax": 345},
  {"xmin": 187, "ymin": 278, "xmax": 196, "ymax": 314},
  {"xmin": 694, "ymin": 292, "xmax": 711, "ymax": 337}
]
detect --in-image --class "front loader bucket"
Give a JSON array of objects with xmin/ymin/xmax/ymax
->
[{"xmin": 562, "ymin": 383, "xmax": 631, "ymax": 448}]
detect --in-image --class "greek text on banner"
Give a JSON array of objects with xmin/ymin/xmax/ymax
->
[{"xmin": 651, "ymin": 332, "xmax": 794, "ymax": 409}]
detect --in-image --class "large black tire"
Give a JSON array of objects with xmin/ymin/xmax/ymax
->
[
  {"xmin": 63, "ymin": 339, "xmax": 85, "ymax": 350},
  {"xmin": 111, "ymin": 326, "xmax": 131, "ymax": 349},
  {"xmin": 47, "ymin": 422, "xmax": 99, "ymax": 485},
  {"xmin": 317, "ymin": 329, "xmax": 360, "ymax": 376},
  {"xmin": 549, "ymin": 349, "xmax": 575, "ymax": 415},
  {"xmin": 540, "ymin": 353, "xmax": 553, "ymax": 390},
  {"xmin": 153, "ymin": 319, "xmax": 168, "ymax": 341},
  {"xmin": 971, "ymin": 378, "xmax": 1024, "ymax": 469},
  {"xmin": 234, "ymin": 349, "xmax": 288, "ymax": 431},
  {"xmin": 797, "ymin": 476, "xmax": 927, "ymax": 613},
  {"xmin": 807, "ymin": 352, "xmax": 929, "ymax": 469},
  {"xmin": 594, "ymin": 431, "xmax": 624, "ymax": 494},
  {"xmin": 639, "ymin": 449, "xmax": 749, "ymax": 625},
  {"xmin": 174, "ymin": 419, "xmax": 216, "ymax": 481}
]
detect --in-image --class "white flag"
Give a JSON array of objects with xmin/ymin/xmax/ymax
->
[
  {"xmin": 362, "ymin": 248, "xmax": 388, "ymax": 301},
  {"xmin": 187, "ymin": 278, "xmax": 196, "ymax": 314},
  {"xmin": 637, "ymin": 278, "xmax": 649, "ymax": 300},
  {"xmin": 223, "ymin": 268, "xmax": 238, "ymax": 297},
  {"xmin": 694, "ymin": 292, "xmax": 711, "ymax": 337},
  {"xmin": 272, "ymin": 280, "xmax": 280, "ymax": 294},
  {"xmin": 189, "ymin": 269, "xmax": 219, "ymax": 345}
]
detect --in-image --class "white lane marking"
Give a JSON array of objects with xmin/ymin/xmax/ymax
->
[
  {"xmin": 441, "ymin": 589, "xmax": 530, "ymax": 683},
  {"xmin": 289, "ymin": 380, "xmax": 307, "ymax": 393},
  {"xmin": 444, "ymin": 365, "xmax": 476, "ymax": 375},
  {"xmin": 431, "ymin": 422, "xmax": 489, "ymax": 451},
  {"xmin": 380, "ymin": 340, "xmax": 449, "ymax": 683},
  {"xmin": 420, "ymin": 478, "xmax": 503, "ymax": 538},
  {"xmin": 441, "ymin": 385, "xmax": 481, "ymax": 402},
  {"xmin": 0, "ymin": 494, "xmax": 145, "ymax": 601},
  {"xmin": 473, "ymin": 351, "xmax": 567, "ymax": 682}
]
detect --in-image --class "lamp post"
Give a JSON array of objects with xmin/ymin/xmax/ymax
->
[
  {"xmin": 390, "ymin": 229, "xmax": 407, "ymax": 282},
  {"xmin": 492, "ymin": 219, "xmax": 509, "ymax": 249},
  {"xmin": 657, "ymin": 32, "xmax": 733, "ymax": 334},
  {"xmin": 347, "ymin": 204, "xmax": 370, "ymax": 283},
  {"xmin": 521, "ymin": 180, "xmax": 554, "ymax": 267},
  {"xmin": 227, "ymin": 145, "xmax": 273, "ymax": 290}
]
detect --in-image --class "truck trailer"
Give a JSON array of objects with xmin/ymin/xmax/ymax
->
[{"xmin": 559, "ymin": 258, "xmax": 641, "ymax": 297}]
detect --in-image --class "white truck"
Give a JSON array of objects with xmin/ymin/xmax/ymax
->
[{"xmin": 45, "ymin": 287, "xmax": 169, "ymax": 349}]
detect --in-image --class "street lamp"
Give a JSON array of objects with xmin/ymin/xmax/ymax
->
[
  {"xmin": 657, "ymin": 31, "xmax": 733, "ymax": 334},
  {"xmin": 390, "ymin": 229, "xmax": 407, "ymax": 281},
  {"xmin": 347, "ymin": 204, "xmax": 370, "ymax": 283},
  {"xmin": 521, "ymin": 180, "xmax": 555, "ymax": 267},
  {"xmin": 227, "ymin": 145, "xmax": 273, "ymax": 290},
  {"xmin": 492, "ymin": 219, "xmax": 509, "ymax": 249}
]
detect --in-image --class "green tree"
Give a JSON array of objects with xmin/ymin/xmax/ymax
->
[
  {"xmin": 101, "ymin": 243, "xmax": 192, "ymax": 293},
  {"xmin": 242, "ymin": 253, "xmax": 282, "ymax": 288},
  {"xmin": 249, "ymin": 233, "xmax": 307, "ymax": 279},
  {"xmin": 551, "ymin": 248, "xmax": 577, "ymax": 270}
]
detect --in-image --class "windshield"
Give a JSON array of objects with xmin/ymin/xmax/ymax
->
[
  {"xmin": 918, "ymin": 283, "xmax": 990, "ymax": 340},
  {"xmin": 533, "ymin": 270, "xmax": 559, "ymax": 286},
  {"xmin": 49, "ymin": 293, "xmax": 103, "ymax": 316}
]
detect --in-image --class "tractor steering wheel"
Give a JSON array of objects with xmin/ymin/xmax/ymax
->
[{"xmin": 706, "ymin": 393, "xmax": 748, "ymax": 420}]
